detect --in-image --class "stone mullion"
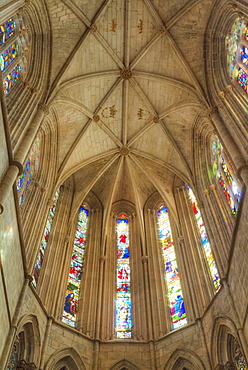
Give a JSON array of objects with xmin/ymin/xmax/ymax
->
[
  {"xmin": 141, "ymin": 255, "xmax": 153, "ymax": 341},
  {"xmin": 210, "ymin": 183, "xmax": 233, "ymax": 240},
  {"xmin": 79, "ymin": 208, "xmax": 96, "ymax": 335},
  {"xmin": 37, "ymin": 186, "xmax": 71, "ymax": 310},
  {"xmin": 152, "ymin": 208, "xmax": 169, "ymax": 337},
  {"xmin": 183, "ymin": 187, "xmax": 215, "ymax": 301},
  {"xmin": 215, "ymin": 181, "xmax": 236, "ymax": 233},
  {"xmin": 108, "ymin": 214, "xmax": 116, "ymax": 340},
  {"xmin": 129, "ymin": 214, "xmax": 138, "ymax": 340},
  {"xmin": 146, "ymin": 209, "xmax": 159, "ymax": 339},
  {"xmin": 209, "ymin": 109, "xmax": 248, "ymax": 184},
  {"xmin": 87, "ymin": 209, "xmax": 101, "ymax": 338},
  {"xmin": 177, "ymin": 188, "xmax": 204, "ymax": 317},
  {"xmin": 175, "ymin": 189, "xmax": 198, "ymax": 322},
  {"xmin": 203, "ymin": 188, "xmax": 227, "ymax": 277},
  {"xmin": 24, "ymin": 186, "xmax": 48, "ymax": 271}
]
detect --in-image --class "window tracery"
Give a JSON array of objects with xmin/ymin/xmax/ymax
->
[
  {"xmin": 16, "ymin": 133, "xmax": 41, "ymax": 208},
  {"xmin": 212, "ymin": 136, "xmax": 242, "ymax": 216},
  {"xmin": 157, "ymin": 206, "xmax": 187, "ymax": 329},
  {"xmin": 226, "ymin": 17, "xmax": 248, "ymax": 93},
  {"xmin": 116, "ymin": 214, "xmax": 132, "ymax": 338},
  {"xmin": 185, "ymin": 186, "xmax": 220, "ymax": 291},
  {"xmin": 0, "ymin": 14, "xmax": 29, "ymax": 94},
  {"xmin": 33, "ymin": 187, "xmax": 61, "ymax": 287},
  {"xmin": 62, "ymin": 207, "xmax": 89, "ymax": 327}
]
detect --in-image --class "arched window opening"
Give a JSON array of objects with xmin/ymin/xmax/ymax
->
[
  {"xmin": 62, "ymin": 207, "xmax": 89, "ymax": 327},
  {"xmin": 0, "ymin": 15, "xmax": 29, "ymax": 94},
  {"xmin": 32, "ymin": 187, "xmax": 61, "ymax": 287},
  {"xmin": 116, "ymin": 214, "xmax": 132, "ymax": 338},
  {"xmin": 212, "ymin": 136, "xmax": 242, "ymax": 216},
  {"xmin": 16, "ymin": 133, "xmax": 41, "ymax": 208},
  {"xmin": 185, "ymin": 186, "xmax": 220, "ymax": 291},
  {"xmin": 226, "ymin": 17, "xmax": 248, "ymax": 93},
  {"xmin": 6, "ymin": 339, "xmax": 19, "ymax": 370},
  {"xmin": 157, "ymin": 206, "xmax": 187, "ymax": 329}
]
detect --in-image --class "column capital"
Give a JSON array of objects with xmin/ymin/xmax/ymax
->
[
  {"xmin": 141, "ymin": 255, "xmax": 148, "ymax": 264},
  {"xmin": 207, "ymin": 106, "xmax": 219, "ymax": 118},
  {"xmin": 38, "ymin": 103, "xmax": 49, "ymax": 116},
  {"xmin": 10, "ymin": 160, "xmax": 23, "ymax": 176},
  {"xmin": 178, "ymin": 236, "xmax": 184, "ymax": 246},
  {"xmin": 99, "ymin": 255, "xmax": 106, "ymax": 263}
]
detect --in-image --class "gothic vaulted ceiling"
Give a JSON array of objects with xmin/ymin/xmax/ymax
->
[{"xmin": 46, "ymin": 0, "xmax": 214, "ymax": 212}]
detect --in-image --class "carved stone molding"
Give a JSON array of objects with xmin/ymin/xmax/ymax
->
[
  {"xmin": 17, "ymin": 360, "xmax": 36, "ymax": 370},
  {"xmin": 99, "ymin": 255, "xmax": 106, "ymax": 263},
  {"xmin": 121, "ymin": 68, "xmax": 132, "ymax": 80},
  {"xmin": 160, "ymin": 25, "xmax": 167, "ymax": 35},
  {"xmin": 141, "ymin": 256, "xmax": 148, "ymax": 264},
  {"xmin": 207, "ymin": 106, "xmax": 218, "ymax": 118},
  {"xmin": 90, "ymin": 23, "xmax": 97, "ymax": 32},
  {"xmin": 38, "ymin": 103, "xmax": 49, "ymax": 116},
  {"xmin": 120, "ymin": 146, "xmax": 130, "ymax": 156}
]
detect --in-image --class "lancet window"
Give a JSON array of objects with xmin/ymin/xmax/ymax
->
[
  {"xmin": 212, "ymin": 136, "xmax": 242, "ymax": 216},
  {"xmin": 0, "ymin": 15, "xmax": 29, "ymax": 94},
  {"xmin": 226, "ymin": 17, "xmax": 248, "ymax": 93},
  {"xmin": 157, "ymin": 206, "xmax": 187, "ymax": 329},
  {"xmin": 33, "ymin": 187, "xmax": 61, "ymax": 287},
  {"xmin": 62, "ymin": 207, "xmax": 89, "ymax": 327},
  {"xmin": 116, "ymin": 215, "xmax": 132, "ymax": 338},
  {"xmin": 16, "ymin": 133, "xmax": 41, "ymax": 208},
  {"xmin": 186, "ymin": 186, "xmax": 220, "ymax": 291}
]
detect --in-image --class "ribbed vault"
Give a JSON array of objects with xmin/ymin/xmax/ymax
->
[{"xmin": 46, "ymin": 0, "xmax": 214, "ymax": 213}]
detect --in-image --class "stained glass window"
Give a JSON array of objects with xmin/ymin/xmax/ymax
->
[
  {"xmin": 116, "ymin": 215, "xmax": 132, "ymax": 338},
  {"xmin": 157, "ymin": 206, "xmax": 187, "ymax": 329},
  {"xmin": 62, "ymin": 207, "xmax": 89, "ymax": 327},
  {"xmin": 186, "ymin": 186, "xmax": 220, "ymax": 291},
  {"xmin": 17, "ymin": 134, "xmax": 41, "ymax": 208},
  {"xmin": 212, "ymin": 136, "xmax": 241, "ymax": 216},
  {"xmin": 236, "ymin": 354, "xmax": 248, "ymax": 370},
  {"xmin": 3, "ymin": 64, "xmax": 22, "ymax": 95},
  {"xmin": 6, "ymin": 342, "xmax": 18, "ymax": 370},
  {"xmin": 0, "ymin": 18, "xmax": 16, "ymax": 45},
  {"xmin": 226, "ymin": 18, "xmax": 248, "ymax": 93},
  {"xmin": 0, "ymin": 43, "xmax": 19, "ymax": 72},
  {"xmin": 33, "ymin": 187, "xmax": 61, "ymax": 287}
]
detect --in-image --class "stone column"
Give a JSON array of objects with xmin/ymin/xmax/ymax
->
[
  {"xmin": 209, "ymin": 108, "xmax": 248, "ymax": 184},
  {"xmin": 95, "ymin": 255, "xmax": 106, "ymax": 340},
  {"xmin": 0, "ymin": 104, "xmax": 48, "ymax": 214},
  {"xmin": 141, "ymin": 255, "xmax": 154, "ymax": 341}
]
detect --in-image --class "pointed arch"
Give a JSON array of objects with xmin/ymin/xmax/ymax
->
[
  {"xmin": 110, "ymin": 359, "xmax": 140, "ymax": 370},
  {"xmin": 44, "ymin": 348, "xmax": 86, "ymax": 370},
  {"xmin": 164, "ymin": 349, "xmax": 206, "ymax": 370}
]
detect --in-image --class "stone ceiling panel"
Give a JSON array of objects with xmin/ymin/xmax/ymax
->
[
  {"xmin": 169, "ymin": 0, "xmax": 213, "ymax": 89},
  {"xmin": 72, "ymin": 0, "xmax": 106, "ymax": 21},
  {"xmin": 62, "ymin": 121, "xmax": 118, "ymax": 176},
  {"xmin": 48, "ymin": 1, "xmax": 87, "ymax": 83},
  {"xmin": 55, "ymin": 104, "xmax": 89, "ymax": 167},
  {"xmin": 150, "ymin": 0, "xmax": 191, "ymax": 24},
  {"xmin": 98, "ymin": 81, "xmax": 123, "ymax": 140},
  {"xmin": 61, "ymin": 33, "xmax": 119, "ymax": 83},
  {"xmin": 61, "ymin": 76, "xmax": 119, "ymax": 115},
  {"xmin": 134, "ymin": 35, "xmax": 193, "ymax": 86},
  {"xmin": 131, "ymin": 124, "xmax": 190, "ymax": 178},
  {"xmin": 127, "ymin": 83, "xmax": 155, "ymax": 142},
  {"xmin": 129, "ymin": 0, "xmax": 161, "ymax": 63},
  {"xmin": 96, "ymin": 0, "xmax": 125, "ymax": 61},
  {"xmin": 134, "ymin": 76, "xmax": 197, "ymax": 115},
  {"xmin": 112, "ymin": 158, "xmax": 136, "ymax": 206}
]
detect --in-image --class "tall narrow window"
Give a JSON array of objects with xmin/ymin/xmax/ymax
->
[
  {"xmin": 212, "ymin": 136, "xmax": 242, "ymax": 216},
  {"xmin": 116, "ymin": 215, "xmax": 132, "ymax": 338},
  {"xmin": 33, "ymin": 187, "xmax": 61, "ymax": 287},
  {"xmin": 6, "ymin": 341, "xmax": 19, "ymax": 370},
  {"xmin": 226, "ymin": 18, "xmax": 248, "ymax": 93},
  {"xmin": 186, "ymin": 186, "xmax": 220, "ymax": 291},
  {"xmin": 157, "ymin": 206, "xmax": 187, "ymax": 329},
  {"xmin": 62, "ymin": 207, "xmax": 89, "ymax": 327},
  {"xmin": 0, "ymin": 16, "xmax": 29, "ymax": 94},
  {"xmin": 17, "ymin": 134, "xmax": 41, "ymax": 208}
]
